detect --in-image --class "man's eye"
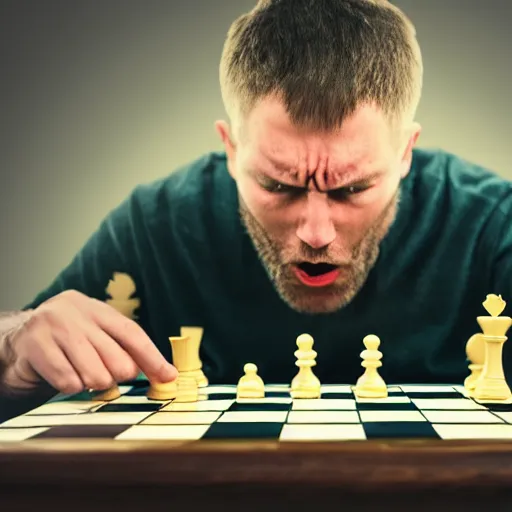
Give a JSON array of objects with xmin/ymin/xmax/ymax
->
[
  {"xmin": 264, "ymin": 182, "xmax": 299, "ymax": 194},
  {"xmin": 329, "ymin": 185, "xmax": 370, "ymax": 200}
]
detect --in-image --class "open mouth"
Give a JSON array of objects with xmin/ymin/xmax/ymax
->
[
  {"xmin": 298, "ymin": 262, "xmax": 338, "ymax": 276},
  {"xmin": 293, "ymin": 262, "xmax": 341, "ymax": 287}
]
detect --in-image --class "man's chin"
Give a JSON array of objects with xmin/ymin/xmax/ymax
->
[
  {"xmin": 273, "ymin": 272, "xmax": 360, "ymax": 315},
  {"xmin": 278, "ymin": 288, "xmax": 355, "ymax": 315}
]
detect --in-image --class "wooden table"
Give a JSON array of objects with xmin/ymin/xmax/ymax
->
[{"xmin": 2, "ymin": 438, "xmax": 512, "ymax": 511}]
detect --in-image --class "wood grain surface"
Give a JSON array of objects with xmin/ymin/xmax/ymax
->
[{"xmin": 2, "ymin": 439, "xmax": 512, "ymax": 511}]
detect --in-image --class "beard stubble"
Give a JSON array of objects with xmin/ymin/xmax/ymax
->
[{"xmin": 239, "ymin": 191, "xmax": 400, "ymax": 314}]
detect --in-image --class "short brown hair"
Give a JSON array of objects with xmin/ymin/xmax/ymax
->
[{"xmin": 219, "ymin": 0, "xmax": 422, "ymax": 138}]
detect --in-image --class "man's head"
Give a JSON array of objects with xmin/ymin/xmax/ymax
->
[{"xmin": 215, "ymin": 0, "xmax": 423, "ymax": 314}]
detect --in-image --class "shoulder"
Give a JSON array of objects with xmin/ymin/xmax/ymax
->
[
  {"xmin": 131, "ymin": 151, "xmax": 228, "ymax": 208},
  {"xmin": 386, "ymin": 148, "xmax": 512, "ymax": 267},
  {"xmin": 120, "ymin": 151, "xmax": 231, "ymax": 228},
  {"xmin": 407, "ymin": 147, "xmax": 512, "ymax": 217}
]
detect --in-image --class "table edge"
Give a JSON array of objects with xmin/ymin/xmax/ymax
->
[{"xmin": 1, "ymin": 438, "xmax": 512, "ymax": 489}]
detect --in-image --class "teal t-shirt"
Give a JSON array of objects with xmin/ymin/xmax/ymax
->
[{"xmin": 23, "ymin": 148, "xmax": 512, "ymax": 386}]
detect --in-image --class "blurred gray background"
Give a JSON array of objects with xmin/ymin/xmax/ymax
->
[{"xmin": 0, "ymin": 0, "xmax": 510, "ymax": 309}]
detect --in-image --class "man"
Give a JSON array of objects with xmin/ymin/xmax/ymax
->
[{"xmin": 1, "ymin": 0, "xmax": 511, "ymax": 422}]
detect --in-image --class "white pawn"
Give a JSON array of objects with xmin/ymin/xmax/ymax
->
[
  {"xmin": 354, "ymin": 334, "xmax": 388, "ymax": 398},
  {"xmin": 237, "ymin": 363, "xmax": 265, "ymax": 399},
  {"xmin": 290, "ymin": 333, "xmax": 321, "ymax": 399}
]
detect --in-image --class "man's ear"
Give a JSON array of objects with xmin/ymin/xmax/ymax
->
[
  {"xmin": 399, "ymin": 122, "xmax": 422, "ymax": 178},
  {"xmin": 214, "ymin": 120, "xmax": 237, "ymax": 179}
]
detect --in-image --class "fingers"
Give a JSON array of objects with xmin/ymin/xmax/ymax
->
[
  {"xmin": 89, "ymin": 299, "xmax": 178, "ymax": 383},
  {"xmin": 4, "ymin": 290, "xmax": 178, "ymax": 396},
  {"xmin": 24, "ymin": 326, "xmax": 85, "ymax": 395},
  {"xmin": 55, "ymin": 329, "xmax": 115, "ymax": 392},
  {"xmin": 85, "ymin": 324, "xmax": 141, "ymax": 383}
]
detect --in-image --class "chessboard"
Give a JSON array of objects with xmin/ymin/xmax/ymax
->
[{"xmin": 2, "ymin": 379, "xmax": 512, "ymax": 442}]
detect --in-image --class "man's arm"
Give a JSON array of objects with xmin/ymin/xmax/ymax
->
[
  {"xmin": 0, "ymin": 188, "xmax": 162, "ymax": 421},
  {"xmin": 0, "ymin": 311, "xmax": 59, "ymax": 422}
]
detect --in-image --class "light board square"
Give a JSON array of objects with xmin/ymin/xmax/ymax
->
[
  {"xmin": 433, "ymin": 423, "xmax": 512, "ymax": 439},
  {"xmin": 411, "ymin": 398, "xmax": 486, "ymax": 410},
  {"xmin": 237, "ymin": 397, "xmax": 292, "ymax": 405},
  {"xmin": 493, "ymin": 412, "xmax": 512, "ymax": 424},
  {"xmin": 161, "ymin": 399, "xmax": 235, "ymax": 412},
  {"xmin": 292, "ymin": 399, "xmax": 356, "ymax": 410},
  {"xmin": 359, "ymin": 410, "xmax": 426, "ymax": 422},
  {"xmin": 204, "ymin": 386, "xmax": 237, "ymax": 395},
  {"xmin": 422, "ymin": 410, "xmax": 503, "ymax": 424},
  {"xmin": 287, "ymin": 411, "xmax": 359, "ymax": 423},
  {"xmin": 0, "ymin": 412, "xmax": 152, "ymax": 428},
  {"xmin": 355, "ymin": 396, "xmax": 411, "ymax": 404},
  {"xmin": 24, "ymin": 401, "xmax": 102, "ymax": 415},
  {"xmin": 399, "ymin": 385, "xmax": 459, "ymax": 393},
  {"xmin": 141, "ymin": 412, "xmax": 220, "ymax": 425},
  {"xmin": 0, "ymin": 427, "xmax": 49, "ymax": 441},
  {"xmin": 218, "ymin": 411, "xmax": 288, "ymax": 423}
]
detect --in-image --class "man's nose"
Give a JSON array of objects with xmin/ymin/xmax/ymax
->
[{"xmin": 295, "ymin": 192, "xmax": 336, "ymax": 249}]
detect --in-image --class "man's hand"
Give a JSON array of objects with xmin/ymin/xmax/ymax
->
[{"xmin": 0, "ymin": 290, "xmax": 177, "ymax": 395}]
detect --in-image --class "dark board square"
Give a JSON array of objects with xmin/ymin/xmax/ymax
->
[
  {"xmin": 266, "ymin": 391, "xmax": 291, "ymax": 398},
  {"xmin": 406, "ymin": 391, "xmax": 462, "ymax": 399},
  {"xmin": 321, "ymin": 392, "xmax": 353, "ymax": 399},
  {"xmin": 388, "ymin": 390, "xmax": 407, "ymax": 397},
  {"xmin": 363, "ymin": 421, "xmax": 439, "ymax": 439},
  {"xmin": 202, "ymin": 421, "xmax": 283, "ymax": 439},
  {"xmin": 485, "ymin": 402, "xmax": 512, "ymax": 413},
  {"xmin": 207, "ymin": 393, "xmax": 237, "ymax": 400},
  {"xmin": 32, "ymin": 424, "xmax": 130, "ymax": 439},
  {"xmin": 356, "ymin": 402, "xmax": 417, "ymax": 411},
  {"xmin": 228, "ymin": 402, "xmax": 291, "ymax": 412},
  {"xmin": 95, "ymin": 402, "xmax": 162, "ymax": 413}
]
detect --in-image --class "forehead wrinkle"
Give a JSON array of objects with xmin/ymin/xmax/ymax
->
[
  {"xmin": 298, "ymin": 168, "xmax": 387, "ymax": 193},
  {"xmin": 267, "ymin": 164, "xmax": 301, "ymax": 183},
  {"xmin": 260, "ymin": 152, "xmax": 384, "ymax": 188}
]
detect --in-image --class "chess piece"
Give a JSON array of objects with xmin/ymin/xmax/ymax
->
[
  {"xmin": 174, "ymin": 375, "xmax": 199, "ymax": 403},
  {"xmin": 105, "ymin": 272, "xmax": 141, "ymax": 320},
  {"xmin": 237, "ymin": 363, "xmax": 265, "ymax": 399},
  {"xmin": 102, "ymin": 272, "xmax": 142, "ymax": 400},
  {"xmin": 473, "ymin": 294, "xmax": 512, "ymax": 401},
  {"xmin": 464, "ymin": 333, "xmax": 485, "ymax": 396},
  {"xmin": 92, "ymin": 386, "xmax": 121, "ymax": 401},
  {"xmin": 354, "ymin": 334, "xmax": 388, "ymax": 398},
  {"xmin": 290, "ymin": 333, "xmax": 321, "ymax": 399},
  {"xmin": 147, "ymin": 379, "xmax": 178, "ymax": 401},
  {"xmin": 179, "ymin": 326, "xmax": 208, "ymax": 387}
]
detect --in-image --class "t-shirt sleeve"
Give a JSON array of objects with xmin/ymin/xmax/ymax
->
[{"xmin": 22, "ymin": 192, "xmax": 144, "ymax": 314}]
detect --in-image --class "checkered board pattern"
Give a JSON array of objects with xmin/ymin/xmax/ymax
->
[{"xmin": 2, "ymin": 380, "xmax": 512, "ymax": 442}]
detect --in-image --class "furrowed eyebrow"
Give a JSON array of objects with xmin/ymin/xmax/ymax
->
[
  {"xmin": 261, "ymin": 167, "xmax": 383, "ymax": 190},
  {"xmin": 339, "ymin": 171, "xmax": 383, "ymax": 188},
  {"xmin": 261, "ymin": 156, "xmax": 383, "ymax": 181}
]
